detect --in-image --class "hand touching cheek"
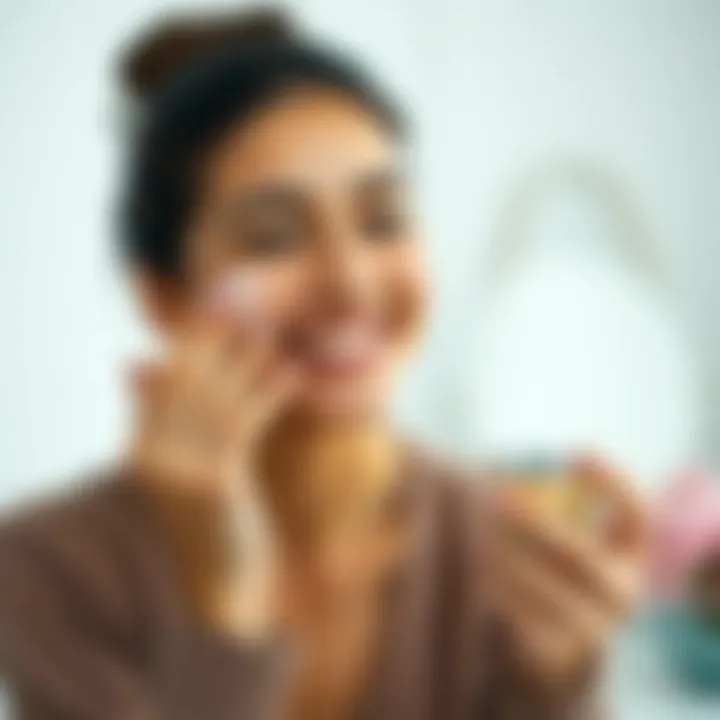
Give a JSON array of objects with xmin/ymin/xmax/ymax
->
[{"xmin": 129, "ymin": 273, "xmax": 299, "ymax": 639}]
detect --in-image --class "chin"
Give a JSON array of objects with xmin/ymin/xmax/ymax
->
[{"xmin": 290, "ymin": 376, "xmax": 391, "ymax": 423}]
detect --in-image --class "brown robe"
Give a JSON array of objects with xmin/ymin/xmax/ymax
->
[{"xmin": 0, "ymin": 447, "xmax": 597, "ymax": 719}]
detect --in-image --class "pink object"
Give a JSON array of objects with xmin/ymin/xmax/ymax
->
[
  {"xmin": 649, "ymin": 469, "xmax": 720, "ymax": 601},
  {"xmin": 204, "ymin": 273, "xmax": 267, "ymax": 334},
  {"xmin": 207, "ymin": 273, "xmax": 257, "ymax": 313}
]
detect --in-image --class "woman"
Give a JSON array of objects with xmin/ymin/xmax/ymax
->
[{"xmin": 0, "ymin": 9, "xmax": 645, "ymax": 719}]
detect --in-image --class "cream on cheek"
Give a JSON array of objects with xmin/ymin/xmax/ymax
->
[{"xmin": 201, "ymin": 263, "xmax": 307, "ymax": 350}]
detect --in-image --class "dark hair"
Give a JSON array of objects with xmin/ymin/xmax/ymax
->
[{"xmin": 118, "ymin": 8, "xmax": 407, "ymax": 278}]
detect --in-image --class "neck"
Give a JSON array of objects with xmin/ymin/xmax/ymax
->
[{"xmin": 257, "ymin": 415, "xmax": 400, "ymax": 554}]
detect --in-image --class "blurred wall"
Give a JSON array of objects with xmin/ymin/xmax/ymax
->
[{"xmin": 0, "ymin": 0, "xmax": 719, "ymax": 505}]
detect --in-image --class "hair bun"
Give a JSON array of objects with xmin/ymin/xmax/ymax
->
[{"xmin": 120, "ymin": 8, "xmax": 296, "ymax": 101}]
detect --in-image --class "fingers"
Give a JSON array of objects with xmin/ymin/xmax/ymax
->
[
  {"xmin": 488, "ymin": 580, "xmax": 598, "ymax": 695},
  {"xmin": 128, "ymin": 360, "xmax": 165, "ymax": 398},
  {"xmin": 172, "ymin": 290, "xmax": 264, "ymax": 394},
  {"xmin": 480, "ymin": 457, "xmax": 646, "ymax": 694},
  {"xmin": 494, "ymin": 498, "xmax": 639, "ymax": 616},
  {"xmin": 129, "ymin": 272, "xmax": 298, "ymax": 493},
  {"xmin": 486, "ymin": 582, "xmax": 591, "ymax": 688},
  {"xmin": 571, "ymin": 454, "xmax": 647, "ymax": 551},
  {"xmin": 482, "ymin": 530, "xmax": 615, "ymax": 696},
  {"xmin": 243, "ymin": 362, "xmax": 300, "ymax": 433},
  {"xmin": 485, "ymin": 539, "xmax": 610, "ymax": 647},
  {"xmin": 127, "ymin": 276, "xmax": 287, "ymax": 637}
]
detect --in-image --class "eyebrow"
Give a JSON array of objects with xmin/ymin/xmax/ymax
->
[
  {"xmin": 222, "ymin": 186, "xmax": 307, "ymax": 219},
  {"xmin": 220, "ymin": 165, "xmax": 408, "ymax": 219},
  {"xmin": 354, "ymin": 167, "xmax": 407, "ymax": 194}
]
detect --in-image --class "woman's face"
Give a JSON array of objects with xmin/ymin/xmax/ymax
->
[{"xmin": 157, "ymin": 85, "xmax": 428, "ymax": 421}]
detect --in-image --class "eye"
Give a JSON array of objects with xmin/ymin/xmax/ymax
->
[
  {"xmin": 241, "ymin": 225, "xmax": 302, "ymax": 257},
  {"xmin": 363, "ymin": 213, "xmax": 405, "ymax": 240},
  {"xmin": 361, "ymin": 206, "xmax": 409, "ymax": 243},
  {"xmin": 216, "ymin": 191, "xmax": 309, "ymax": 260}
]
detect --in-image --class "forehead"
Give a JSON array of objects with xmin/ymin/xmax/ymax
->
[{"xmin": 201, "ymin": 85, "xmax": 402, "ymax": 199}]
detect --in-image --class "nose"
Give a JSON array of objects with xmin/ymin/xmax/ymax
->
[{"xmin": 312, "ymin": 224, "xmax": 375, "ymax": 319}]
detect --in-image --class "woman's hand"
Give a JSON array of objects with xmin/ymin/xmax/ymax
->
[
  {"xmin": 483, "ymin": 456, "xmax": 647, "ymax": 701},
  {"xmin": 128, "ymin": 281, "xmax": 297, "ymax": 640}
]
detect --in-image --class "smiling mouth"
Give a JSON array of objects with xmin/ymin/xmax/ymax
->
[{"xmin": 283, "ymin": 321, "xmax": 384, "ymax": 378}]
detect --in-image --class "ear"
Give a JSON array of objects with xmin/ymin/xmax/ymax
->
[{"xmin": 131, "ymin": 269, "xmax": 187, "ymax": 331}]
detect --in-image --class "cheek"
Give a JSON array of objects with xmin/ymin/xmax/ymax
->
[
  {"xmin": 231, "ymin": 262, "xmax": 310, "ymax": 332},
  {"xmin": 281, "ymin": 244, "xmax": 429, "ymax": 419},
  {"xmin": 247, "ymin": 245, "xmax": 430, "ymax": 349},
  {"xmin": 384, "ymin": 242, "xmax": 430, "ymax": 352}
]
